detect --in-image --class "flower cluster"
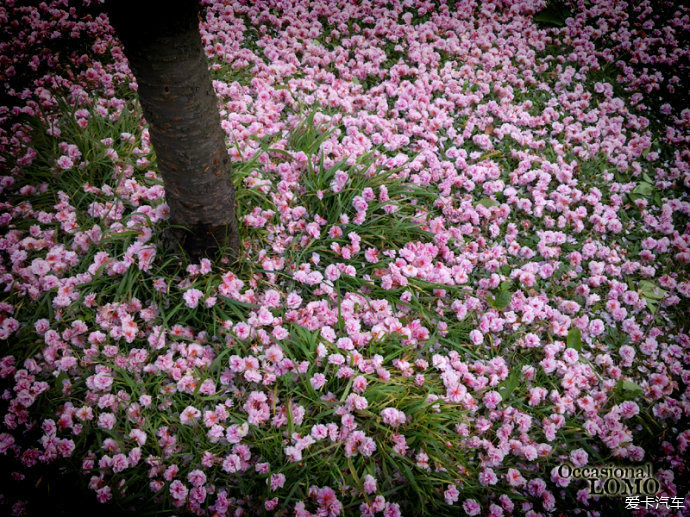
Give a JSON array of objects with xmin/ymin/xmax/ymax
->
[{"xmin": 0, "ymin": 0, "xmax": 689, "ymax": 516}]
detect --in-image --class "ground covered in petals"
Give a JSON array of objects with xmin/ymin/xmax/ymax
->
[{"xmin": 1, "ymin": 0, "xmax": 689, "ymax": 516}]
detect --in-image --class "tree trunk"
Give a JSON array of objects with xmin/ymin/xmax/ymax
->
[{"xmin": 106, "ymin": 0, "xmax": 240, "ymax": 260}]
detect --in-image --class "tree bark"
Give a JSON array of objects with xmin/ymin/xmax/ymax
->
[{"xmin": 106, "ymin": 0, "xmax": 240, "ymax": 260}]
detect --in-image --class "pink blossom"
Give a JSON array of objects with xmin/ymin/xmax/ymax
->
[
  {"xmin": 482, "ymin": 390, "xmax": 502, "ymax": 409},
  {"xmin": 180, "ymin": 405, "xmax": 201, "ymax": 425},
  {"xmin": 463, "ymin": 499, "xmax": 481, "ymax": 516},
  {"xmin": 97, "ymin": 412, "xmax": 115, "ymax": 430},
  {"xmin": 270, "ymin": 473, "xmax": 285, "ymax": 491},
  {"xmin": 169, "ymin": 480, "xmax": 188, "ymax": 501},
  {"xmin": 444, "ymin": 484, "xmax": 459, "ymax": 504},
  {"xmin": 310, "ymin": 373, "xmax": 326, "ymax": 390},
  {"xmin": 380, "ymin": 407, "xmax": 406, "ymax": 427},
  {"xmin": 469, "ymin": 329, "xmax": 483, "ymax": 345},
  {"xmin": 183, "ymin": 288, "xmax": 204, "ymax": 309},
  {"xmin": 363, "ymin": 474, "xmax": 377, "ymax": 494},
  {"xmin": 56, "ymin": 155, "xmax": 74, "ymax": 170}
]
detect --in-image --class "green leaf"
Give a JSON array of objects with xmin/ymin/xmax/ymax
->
[
  {"xmin": 566, "ymin": 327, "xmax": 582, "ymax": 351},
  {"xmin": 399, "ymin": 461, "xmax": 422, "ymax": 496},
  {"xmin": 644, "ymin": 298, "xmax": 658, "ymax": 313},
  {"xmin": 615, "ymin": 379, "xmax": 644, "ymax": 401},
  {"xmin": 533, "ymin": 2, "xmax": 571, "ymax": 27},
  {"xmin": 632, "ymin": 181, "xmax": 654, "ymax": 197},
  {"xmin": 476, "ymin": 197, "xmax": 498, "ymax": 208},
  {"xmin": 497, "ymin": 368, "xmax": 521, "ymax": 401},
  {"xmin": 490, "ymin": 290, "xmax": 512, "ymax": 310},
  {"xmin": 639, "ymin": 280, "xmax": 666, "ymax": 301}
]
